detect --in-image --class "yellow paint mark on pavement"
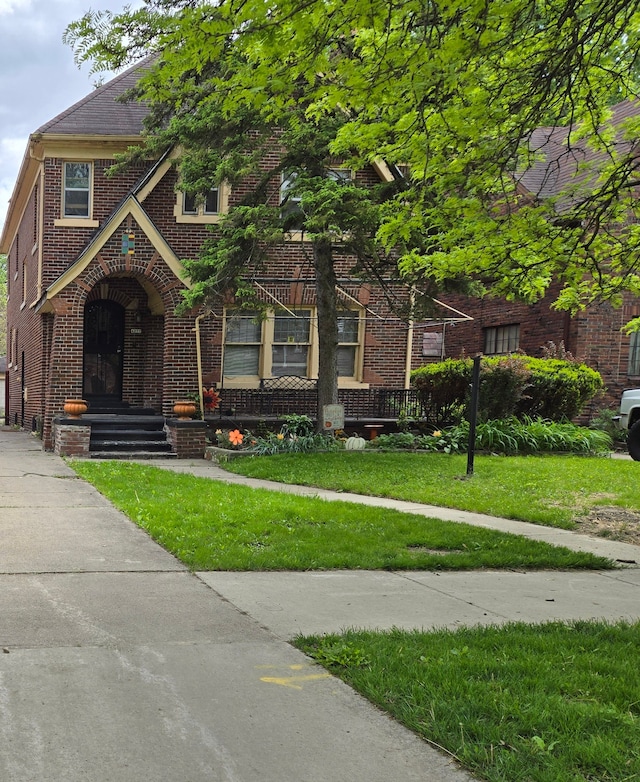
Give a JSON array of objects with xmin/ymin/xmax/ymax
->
[{"xmin": 260, "ymin": 672, "xmax": 332, "ymax": 690}]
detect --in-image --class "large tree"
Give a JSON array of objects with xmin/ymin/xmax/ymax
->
[
  {"xmin": 65, "ymin": 1, "xmax": 438, "ymax": 424},
  {"xmin": 66, "ymin": 1, "xmax": 640, "ymax": 336}
]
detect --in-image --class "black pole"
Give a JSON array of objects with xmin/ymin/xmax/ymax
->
[{"xmin": 467, "ymin": 355, "xmax": 481, "ymax": 476}]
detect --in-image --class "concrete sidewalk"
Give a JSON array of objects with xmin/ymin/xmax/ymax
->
[
  {"xmin": 148, "ymin": 457, "xmax": 640, "ymax": 638},
  {"xmin": 0, "ymin": 429, "xmax": 638, "ymax": 781}
]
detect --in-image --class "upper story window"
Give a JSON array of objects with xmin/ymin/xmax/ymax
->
[
  {"xmin": 280, "ymin": 168, "xmax": 353, "ymax": 236},
  {"xmin": 280, "ymin": 172, "xmax": 302, "ymax": 228},
  {"xmin": 484, "ymin": 324, "xmax": 520, "ymax": 355},
  {"xmin": 63, "ymin": 162, "xmax": 91, "ymax": 217},
  {"xmin": 54, "ymin": 162, "xmax": 98, "ymax": 227},
  {"xmin": 175, "ymin": 184, "xmax": 229, "ymax": 223}
]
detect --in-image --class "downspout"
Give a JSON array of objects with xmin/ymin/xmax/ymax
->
[
  {"xmin": 194, "ymin": 313, "xmax": 206, "ymax": 420},
  {"xmin": 404, "ymin": 290, "xmax": 416, "ymax": 389},
  {"xmin": 404, "ymin": 318, "xmax": 414, "ymax": 389}
]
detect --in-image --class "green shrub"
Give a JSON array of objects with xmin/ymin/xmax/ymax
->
[
  {"xmin": 368, "ymin": 432, "xmax": 417, "ymax": 449},
  {"xmin": 478, "ymin": 355, "xmax": 530, "ymax": 421},
  {"xmin": 517, "ymin": 358, "xmax": 604, "ymax": 420},
  {"xmin": 370, "ymin": 418, "xmax": 612, "ymax": 455},
  {"xmin": 410, "ymin": 358, "xmax": 472, "ymax": 426},
  {"xmin": 590, "ymin": 407, "xmax": 626, "ymax": 447},
  {"xmin": 411, "ymin": 355, "xmax": 604, "ymax": 427}
]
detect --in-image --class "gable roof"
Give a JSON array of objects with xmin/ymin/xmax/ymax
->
[{"xmin": 35, "ymin": 55, "xmax": 154, "ymax": 138}]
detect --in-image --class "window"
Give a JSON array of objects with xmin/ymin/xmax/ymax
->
[
  {"xmin": 223, "ymin": 311, "xmax": 262, "ymax": 377},
  {"xmin": 63, "ymin": 162, "xmax": 91, "ymax": 218},
  {"xmin": 327, "ymin": 167, "xmax": 352, "ymax": 183},
  {"xmin": 272, "ymin": 309, "xmax": 312, "ymax": 376},
  {"xmin": 629, "ymin": 332, "xmax": 640, "ymax": 375},
  {"xmin": 337, "ymin": 311, "xmax": 360, "ymax": 376},
  {"xmin": 280, "ymin": 168, "xmax": 353, "ymax": 233},
  {"xmin": 222, "ymin": 307, "xmax": 365, "ymax": 385},
  {"xmin": 175, "ymin": 184, "xmax": 228, "ymax": 223},
  {"xmin": 484, "ymin": 324, "xmax": 520, "ymax": 355},
  {"xmin": 280, "ymin": 172, "xmax": 302, "ymax": 228},
  {"xmin": 182, "ymin": 188, "xmax": 219, "ymax": 215}
]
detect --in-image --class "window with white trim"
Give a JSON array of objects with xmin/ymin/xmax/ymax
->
[
  {"xmin": 484, "ymin": 324, "xmax": 520, "ymax": 355},
  {"xmin": 63, "ymin": 162, "xmax": 91, "ymax": 218},
  {"xmin": 272, "ymin": 309, "xmax": 312, "ymax": 376},
  {"xmin": 222, "ymin": 307, "xmax": 365, "ymax": 385},
  {"xmin": 629, "ymin": 331, "xmax": 640, "ymax": 375},
  {"xmin": 337, "ymin": 311, "xmax": 360, "ymax": 376}
]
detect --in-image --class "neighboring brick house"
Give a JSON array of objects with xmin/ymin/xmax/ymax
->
[
  {"xmin": 429, "ymin": 100, "xmax": 640, "ymax": 414},
  {"xmin": 428, "ymin": 287, "xmax": 631, "ymax": 414},
  {"xmin": 0, "ymin": 59, "xmax": 426, "ymax": 451}
]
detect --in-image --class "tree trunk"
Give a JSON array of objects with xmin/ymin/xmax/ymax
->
[{"xmin": 313, "ymin": 236, "xmax": 338, "ymax": 431}]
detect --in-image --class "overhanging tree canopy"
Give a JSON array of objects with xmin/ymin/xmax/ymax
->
[{"xmin": 65, "ymin": 0, "xmax": 640, "ymax": 320}]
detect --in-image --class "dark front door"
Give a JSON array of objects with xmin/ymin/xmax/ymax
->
[{"xmin": 83, "ymin": 300, "xmax": 125, "ymax": 403}]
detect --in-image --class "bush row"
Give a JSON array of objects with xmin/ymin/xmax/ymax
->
[{"xmin": 410, "ymin": 355, "xmax": 603, "ymax": 427}]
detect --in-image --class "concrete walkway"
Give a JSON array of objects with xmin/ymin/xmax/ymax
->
[{"xmin": 0, "ymin": 429, "xmax": 638, "ymax": 781}]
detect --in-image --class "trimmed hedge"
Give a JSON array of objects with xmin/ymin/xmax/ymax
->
[{"xmin": 411, "ymin": 355, "xmax": 603, "ymax": 427}]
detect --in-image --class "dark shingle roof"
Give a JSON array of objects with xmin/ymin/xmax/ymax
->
[
  {"xmin": 36, "ymin": 56, "xmax": 154, "ymax": 137},
  {"xmin": 518, "ymin": 100, "xmax": 640, "ymax": 206}
]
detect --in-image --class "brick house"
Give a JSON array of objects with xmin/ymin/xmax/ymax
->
[
  {"xmin": 0, "ymin": 59, "xmax": 430, "ymax": 454},
  {"xmin": 430, "ymin": 100, "xmax": 640, "ymax": 415}
]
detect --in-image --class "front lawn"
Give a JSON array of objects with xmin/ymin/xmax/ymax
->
[
  {"xmin": 296, "ymin": 620, "xmax": 640, "ymax": 782},
  {"xmin": 70, "ymin": 461, "xmax": 612, "ymax": 571},
  {"xmin": 224, "ymin": 451, "xmax": 640, "ymax": 529}
]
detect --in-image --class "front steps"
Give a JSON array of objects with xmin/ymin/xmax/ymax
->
[{"xmin": 85, "ymin": 410, "xmax": 176, "ymax": 459}]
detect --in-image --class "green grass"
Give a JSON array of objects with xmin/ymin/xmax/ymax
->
[
  {"xmin": 223, "ymin": 451, "xmax": 640, "ymax": 528},
  {"xmin": 70, "ymin": 461, "xmax": 612, "ymax": 571},
  {"xmin": 295, "ymin": 620, "xmax": 640, "ymax": 782}
]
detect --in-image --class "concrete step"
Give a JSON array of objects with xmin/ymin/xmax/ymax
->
[
  {"xmin": 90, "ymin": 430, "xmax": 168, "ymax": 442},
  {"xmin": 89, "ymin": 440, "xmax": 173, "ymax": 452},
  {"xmin": 87, "ymin": 450, "xmax": 178, "ymax": 460},
  {"xmin": 86, "ymin": 411, "xmax": 173, "ymax": 459}
]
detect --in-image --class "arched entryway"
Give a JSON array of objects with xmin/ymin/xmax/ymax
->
[{"xmin": 83, "ymin": 299, "xmax": 125, "ymax": 405}]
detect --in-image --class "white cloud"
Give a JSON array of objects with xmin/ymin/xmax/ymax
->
[{"xmin": 0, "ymin": 0, "xmax": 32, "ymax": 15}]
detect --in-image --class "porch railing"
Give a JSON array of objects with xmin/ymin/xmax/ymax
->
[{"xmin": 214, "ymin": 387, "xmax": 424, "ymax": 421}]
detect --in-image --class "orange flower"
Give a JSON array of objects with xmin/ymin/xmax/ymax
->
[
  {"xmin": 276, "ymin": 433, "xmax": 285, "ymax": 440},
  {"xmin": 228, "ymin": 429, "xmax": 244, "ymax": 446},
  {"xmin": 433, "ymin": 430, "xmax": 442, "ymax": 437}
]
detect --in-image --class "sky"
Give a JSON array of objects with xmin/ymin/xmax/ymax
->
[{"xmin": 0, "ymin": 0, "xmax": 138, "ymax": 235}]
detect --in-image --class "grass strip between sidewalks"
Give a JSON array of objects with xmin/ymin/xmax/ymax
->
[
  {"xmin": 70, "ymin": 461, "xmax": 612, "ymax": 571},
  {"xmin": 224, "ymin": 451, "xmax": 640, "ymax": 529},
  {"xmin": 295, "ymin": 620, "xmax": 640, "ymax": 782}
]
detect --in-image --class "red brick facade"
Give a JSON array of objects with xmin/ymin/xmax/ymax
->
[{"xmin": 2, "ymin": 142, "xmax": 416, "ymax": 449}]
